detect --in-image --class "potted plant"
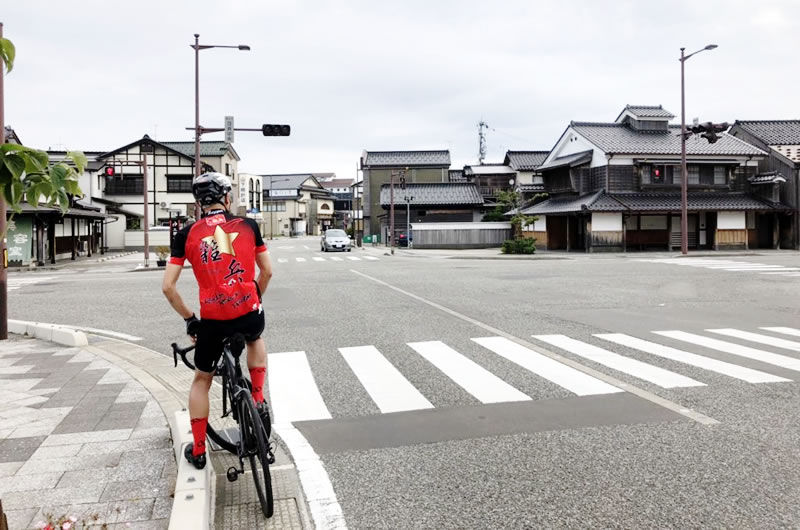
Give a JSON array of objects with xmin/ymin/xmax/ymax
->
[{"xmin": 155, "ymin": 246, "xmax": 170, "ymax": 267}]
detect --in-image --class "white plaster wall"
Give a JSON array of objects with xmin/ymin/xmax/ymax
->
[
  {"xmin": 592, "ymin": 213, "xmax": 622, "ymax": 231},
  {"xmin": 718, "ymin": 211, "xmax": 746, "ymax": 229},
  {"xmin": 534, "ymin": 216, "xmax": 547, "ymax": 231}
]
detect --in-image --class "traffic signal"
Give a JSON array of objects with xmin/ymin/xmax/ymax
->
[
  {"xmin": 103, "ymin": 166, "xmax": 115, "ymax": 178},
  {"xmin": 261, "ymin": 124, "xmax": 291, "ymax": 136}
]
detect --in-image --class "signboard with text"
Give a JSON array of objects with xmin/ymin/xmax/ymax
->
[{"xmin": 6, "ymin": 217, "xmax": 32, "ymax": 266}]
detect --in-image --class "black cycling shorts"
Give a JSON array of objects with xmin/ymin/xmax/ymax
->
[{"xmin": 194, "ymin": 309, "xmax": 265, "ymax": 373}]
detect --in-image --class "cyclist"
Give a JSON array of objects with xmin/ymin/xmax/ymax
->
[{"xmin": 162, "ymin": 172, "xmax": 273, "ymax": 470}]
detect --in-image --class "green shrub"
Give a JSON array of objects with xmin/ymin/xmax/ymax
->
[{"xmin": 501, "ymin": 237, "xmax": 536, "ymax": 254}]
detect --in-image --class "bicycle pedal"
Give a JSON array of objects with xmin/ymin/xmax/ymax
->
[{"xmin": 226, "ymin": 467, "xmax": 239, "ymax": 482}]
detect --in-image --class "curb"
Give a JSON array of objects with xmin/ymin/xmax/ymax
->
[
  {"xmin": 96, "ymin": 250, "xmax": 138, "ymax": 263},
  {"xmin": 8, "ymin": 319, "xmax": 88, "ymax": 347}
]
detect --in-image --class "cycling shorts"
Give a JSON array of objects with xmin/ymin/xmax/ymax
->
[{"xmin": 194, "ymin": 309, "xmax": 265, "ymax": 373}]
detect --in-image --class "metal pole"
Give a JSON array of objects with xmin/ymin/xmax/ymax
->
[
  {"xmin": 0, "ymin": 22, "xmax": 6, "ymax": 340},
  {"xmin": 193, "ymin": 34, "xmax": 201, "ymax": 222},
  {"xmin": 390, "ymin": 172, "xmax": 395, "ymax": 255},
  {"xmin": 270, "ymin": 177, "xmax": 274, "ymax": 240},
  {"xmin": 680, "ymin": 47, "xmax": 688, "ymax": 255},
  {"xmin": 406, "ymin": 197, "xmax": 411, "ymax": 248},
  {"xmin": 142, "ymin": 154, "xmax": 150, "ymax": 268}
]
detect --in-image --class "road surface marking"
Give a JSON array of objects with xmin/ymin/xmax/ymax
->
[
  {"xmin": 296, "ymin": 257, "xmax": 307, "ymax": 263},
  {"xmin": 533, "ymin": 335, "xmax": 705, "ymax": 388},
  {"xmin": 473, "ymin": 337, "xmax": 622, "ymax": 396},
  {"xmin": 760, "ymin": 270, "xmax": 800, "ymax": 274},
  {"xmin": 595, "ymin": 333, "xmax": 789, "ymax": 384},
  {"xmin": 706, "ymin": 328, "xmax": 800, "ymax": 352},
  {"xmin": 407, "ymin": 341, "xmax": 531, "ymax": 404},
  {"xmin": 278, "ymin": 258, "xmax": 288, "ymax": 263},
  {"xmin": 346, "ymin": 256, "xmax": 361, "ymax": 261},
  {"xmin": 364, "ymin": 256, "xmax": 379, "ymax": 260},
  {"xmin": 653, "ymin": 331, "xmax": 800, "ymax": 372},
  {"xmin": 339, "ymin": 346, "xmax": 433, "ymax": 413},
  {"xmin": 329, "ymin": 257, "xmax": 344, "ymax": 262},
  {"xmin": 350, "ymin": 269, "xmax": 718, "ymax": 425},
  {"xmin": 761, "ymin": 327, "xmax": 800, "ymax": 338},
  {"xmin": 303, "ymin": 245, "xmax": 311, "ymax": 250},
  {"xmin": 721, "ymin": 266, "xmax": 789, "ymax": 271},
  {"xmin": 8, "ymin": 277, "xmax": 54, "ymax": 290},
  {"xmin": 312, "ymin": 257, "xmax": 325, "ymax": 262},
  {"xmin": 268, "ymin": 351, "xmax": 332, "ymax": 423}
]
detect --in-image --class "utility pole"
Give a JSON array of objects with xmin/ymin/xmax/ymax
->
[
  {"xmin": 680, "ymin": 47, "xmax": 688, "ymax": 256},
  {"xmin": 0, "ymin": 22, "xmax": 6, "ymax": 340},
  {"xmin": 142, "ymin": 153, "xmax": 150, "ymax": 268},
  {"xmin": 390, "ymin": 172, "xmax": 395, "ymax": 255}
]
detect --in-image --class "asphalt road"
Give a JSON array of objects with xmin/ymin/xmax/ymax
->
[{"xmin": 8, "ymin": 240, "xmax": 800, "ymax": 529}]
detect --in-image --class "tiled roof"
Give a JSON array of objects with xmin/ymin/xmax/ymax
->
[
  {"xmin": 748, "ymin": 171, "xmax": 787, "ymax": 185},
  {"xmin": 162, "ymin": 141, "xmax": 233, "ymax": 158},
  {"xmin": 616, "ymin": 105, "xmax": 676, "ymax": 121},
  {"xmin": 519, "ymin": 183, "xmax": 546, "ymax": 193},
  {"xmin": 571, "ymin": 123, "xmax": 765, "ymax": 156},
  {"xmin": 523, "ymin": 191, "xmax": 783, "ymax": 215},
  {"xmin": 261, "ymin": 174, "xmax": 315, "ymax": 191},
  {"xmin": 504, "ymin": 151, "xmax": 549, "ymax": 171},
  {"xmin": 363, "ymin": 150, "xmax": 450, "ymax": 167},
  {"xmin": 538, "ymin": 150, "xmax": 593, "ymax": 171},
  {"xmin": 379, "ymin": 183, "xmax": 483, "ymax": 207},
  {"xmin": 448, "ymin": 169, "xmax": 467, "ymax": 182},
  {"xmin": 320, "ymin": 178, "xmax": 354, "ymax": 188},
  {"xmin": 463, "ymin": 164, "xmax": 516, "ymax": 176},
  {"xmin": 734, "ymin": 120, "xmax": 800, "ymax": 146}
]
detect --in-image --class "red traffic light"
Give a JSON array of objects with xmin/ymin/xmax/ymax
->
[
  {"xmin": 262, "ymin": 124, "xmax": 291, "ymax": 137},
  {"xmin": 104, "ymin": 166, "xmax": 115, "ymax": 177}
]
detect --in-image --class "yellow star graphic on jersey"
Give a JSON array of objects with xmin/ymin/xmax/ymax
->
[{"xmin": 202, "ymin": 225, "xmax": 239, "ymax": 256}]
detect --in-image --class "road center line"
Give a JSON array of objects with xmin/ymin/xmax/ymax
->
[{"xmin": 349, "ymin": 269, "xmax": 719, "ymax": 426}]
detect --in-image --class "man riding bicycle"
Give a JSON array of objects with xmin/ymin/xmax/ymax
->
[{"xmin": 162, "ymin": 172, "xmax": 273, "ymax": 469}]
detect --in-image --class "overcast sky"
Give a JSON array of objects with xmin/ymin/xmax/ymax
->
[{"xmin": 4, "ymin": 1, "xmax": 798, "ymax": 181}]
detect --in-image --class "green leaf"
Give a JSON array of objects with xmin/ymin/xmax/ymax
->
[
  {"xmin": 50, "ymin": 163, "xmax": 68, "ymax": 188},
  {"xmin": 4, "ymin": 153, "xmax": 26, "ymax": 180},
  {"xmin": 10, "ymin": 180, "xmax": 23, "ymax": 205},
  {"xmin": 27, "ymin": 149, "xmax": 49, "ymax": 172},
  {"xmin": 66, "ymin": 151, "xmax": 88, "ymax": 174},
  {"xmin": 57, "ymin": 190, "xmax": 70, "ymax": 212},
  {"xmin": 0, "ymin": 165, "xmax": 11, "ymax": 187},
  {"xmin": 0, "ymin": 38, "xmax": 15, "ymax": 73},
  {"xmin": 64, "ymin": 179, "xmax": 81, "ymax": 196}
]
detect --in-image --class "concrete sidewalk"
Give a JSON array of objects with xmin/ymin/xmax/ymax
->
[{"xmin": 0, "ymin": 335, "xmax": 175, "ymax": 529}]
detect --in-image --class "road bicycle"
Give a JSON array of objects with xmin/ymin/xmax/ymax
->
[{"xmin": 172, "ymin": 334, "xmax": 274, "ymax": 518}]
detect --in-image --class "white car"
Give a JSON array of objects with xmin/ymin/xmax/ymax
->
[{"xmin": 321, "ymin": 229, "xmax": 352, "ymax": 252}]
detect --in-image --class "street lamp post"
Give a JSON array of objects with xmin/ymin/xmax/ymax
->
[
  {"xmin": 191, "ymin": 34, "xmax": 250, "ymax": 210},
  {"xmin": 680, "ymin": 44, "xmax": 717, "ymax": 254}
]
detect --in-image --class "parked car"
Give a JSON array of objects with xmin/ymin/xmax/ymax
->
[{"xmin": 321, "ymin": 229, "xmax": 352, "ymax": 252}]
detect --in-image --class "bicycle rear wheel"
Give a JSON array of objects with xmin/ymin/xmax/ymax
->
[{"xmin": 239, "ymin": 394, "xmax": 273, "ymax": 518}]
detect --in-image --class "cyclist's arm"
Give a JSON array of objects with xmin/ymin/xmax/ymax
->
[
  {"xmin": 162, "ymin": 263, "xmax": 194, "ymax": 319},
  {"xmin": 256, "ymin": 250, "xmax": 272, "ymax": 295}
]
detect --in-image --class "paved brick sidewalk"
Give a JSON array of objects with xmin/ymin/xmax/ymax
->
[{"xmin": 0, "ymin": 336, "xmax": 175, "ymax": 529}]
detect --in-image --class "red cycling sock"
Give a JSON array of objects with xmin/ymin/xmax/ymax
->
[
  {"xmin": 190, "ymin": 417, "xmax": 208, "ymax": 456},
  {"xmin": 250, "ymin": 367, "xmax": 266, "ymax": 403}
]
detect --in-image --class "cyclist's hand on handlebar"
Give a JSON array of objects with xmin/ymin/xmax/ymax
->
[{"xmin": 184, "ymin": 314, "xmax": 200, "ymax": 343}]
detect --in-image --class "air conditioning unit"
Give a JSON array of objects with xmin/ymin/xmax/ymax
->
[{"xmin": 159, "ymin": 201, "xmax": 171, "ymax": 209}]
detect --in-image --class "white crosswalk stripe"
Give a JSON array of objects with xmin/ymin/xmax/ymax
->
[
  {"xmin": 295, "ymin": 257, "xmax": 306, "ymax": 262},
  {"xmin": 339, "ymin": 346, "xmax": 433, "ymax": 413},
  {"xmin": 272, "ymin": 255, "xmax": 379, "ymax": 265},
  {"xmin": 640, "ymin": 258, "xmax": 798, "ymax": 275},
  {"xmin": 329, "ymin": 256, "xmax": 344, "ymax": 262},
  {"xmin": 761, "ymin": 327, "xmax": 800, "ymax": 338},
  {"xmin": 266, "ymin": 326, "xmax": 800, "ymax": 425},
  {"xmin": 594, "ymin": 333, "xmax": 789, "ymax": 384},
  {"xmin": 268, "ymin": 351, "xmax": 331, "ymax": 424},
  {"xmin": 653, "ymin": 330, "xmax": 800, "ymax": 371},
  {"xmin": 473, "ymin": 337, "xmax": 622, "ymax": 396},
  {"xmin": 408, "ymin": 341, "xmax": 531, "ymax": 404},
  {"xmin": 8, "ymin": 276, "xmax": 55, "ymax": 291},
  {"xmin": 532, "ymin": 335, "xmax": 705, "ymax": 388},
  {"xmin": 346, "ymin": 256, "xmax": 361, "ymax": 261},
  {"xmin": 312, "ymin": 257, "xmax": 325, "ymax": 262}
]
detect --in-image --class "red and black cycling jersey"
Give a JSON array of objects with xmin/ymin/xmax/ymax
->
[{"xmin": 170, "ymin": 210, "xmax": 267, "ymax": 321}]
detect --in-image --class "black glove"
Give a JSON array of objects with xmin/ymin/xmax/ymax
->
[{"xmin": 184, "ymin": 314, "xmax": 201, "ymax": 338}]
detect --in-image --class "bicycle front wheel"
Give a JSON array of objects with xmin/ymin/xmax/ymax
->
[{"xmin": 239, "ymin": 394, "xmax": 274, "ymax": 518}]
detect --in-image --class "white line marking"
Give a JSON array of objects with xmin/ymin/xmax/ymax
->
[
  {"xmin": 8, "ymin": 320, "xmax": 144, "ymax": 341},
  {"xmin": 364, "ymin": 256, "xmax": 379, "ymax": 261},
  {"xmin": 268, "ymin": 351, "xmax": 331, "ymax": 423},
  {"xmin": 760, "ymin": 270, "xmax": 800, "ymax": 274},
  {"xmin": 329, "ymin": 257, "xmax": 344, "ymax": 262},
  {"xmin": 278, "ymin": 258, "xmax": 288, "ymax": 263},
  {"xmin": 533, "ymin": 335, "xmax": 705, "ymax": 388},
  {"xmin": 312, "ymin": 257, "xmax": 325, "ymax": 262},
  {"xmin": 350, "ymin": 269, "xmax": 718, "ymax": 425},
  {"xmin": 707, "ymin": 329, "xmax": 800, "ymax": 352},
  {"xmin": 703, "ymin": 264, "xmax": 774, "ymax": 269},
  {"xmin": 346, "ymin": 256, "xmax": 361, "ymax": 261},
  {"xmin": 762, "ymin": 327, "xmax": 800, "ymax": 337},
  {"xmin": 653, "ymin": 331, "xmax": 800, "ymax": 372},
  {"xmin": 407, "ymin": 341, "xmax": 531, "ymax": 404},
  {"xmin": 595, "ymin": 333, "xmax": 789, "ymax": 384},
  {"xmin": 296, "ymin": 257, "xmax": 307, "ymax": 263},
  {"xmin": 274, "ymin": 424, "xmax": 347, "ymax": 529},
  {"xmin": 303, "ymin": 245, "xmax": 311, "ymax": 250},
  {"xmin": 338, "ymin": 346, "xmax": 433, "ymax": 413},
  {"xmin": 473, "ymin": 336, "xmax": 622, "ymax": 396}
]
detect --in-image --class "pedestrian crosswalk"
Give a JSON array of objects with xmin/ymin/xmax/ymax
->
[
  {"xmin": 639, "ymin": 258, "xmax": 800, "ymax": 276},
  {"xmin": 7, "ymin": 276, "xmax": 54, "ymax": 291},
  {"xmin": 267, "ymin": 325, "xmax": 800, "ymax": 425},
  {"xmin": 275, "ymin": 255, "xmax": 380, "ymax": 265}
]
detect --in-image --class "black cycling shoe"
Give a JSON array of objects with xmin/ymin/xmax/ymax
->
[
  {"xmin": 184, "ymin": 442, "xmax": 206, "ymax": 470},
  {"xmin": 256, "ymin": 401, "xmax": 272, "ymax": 438}
]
